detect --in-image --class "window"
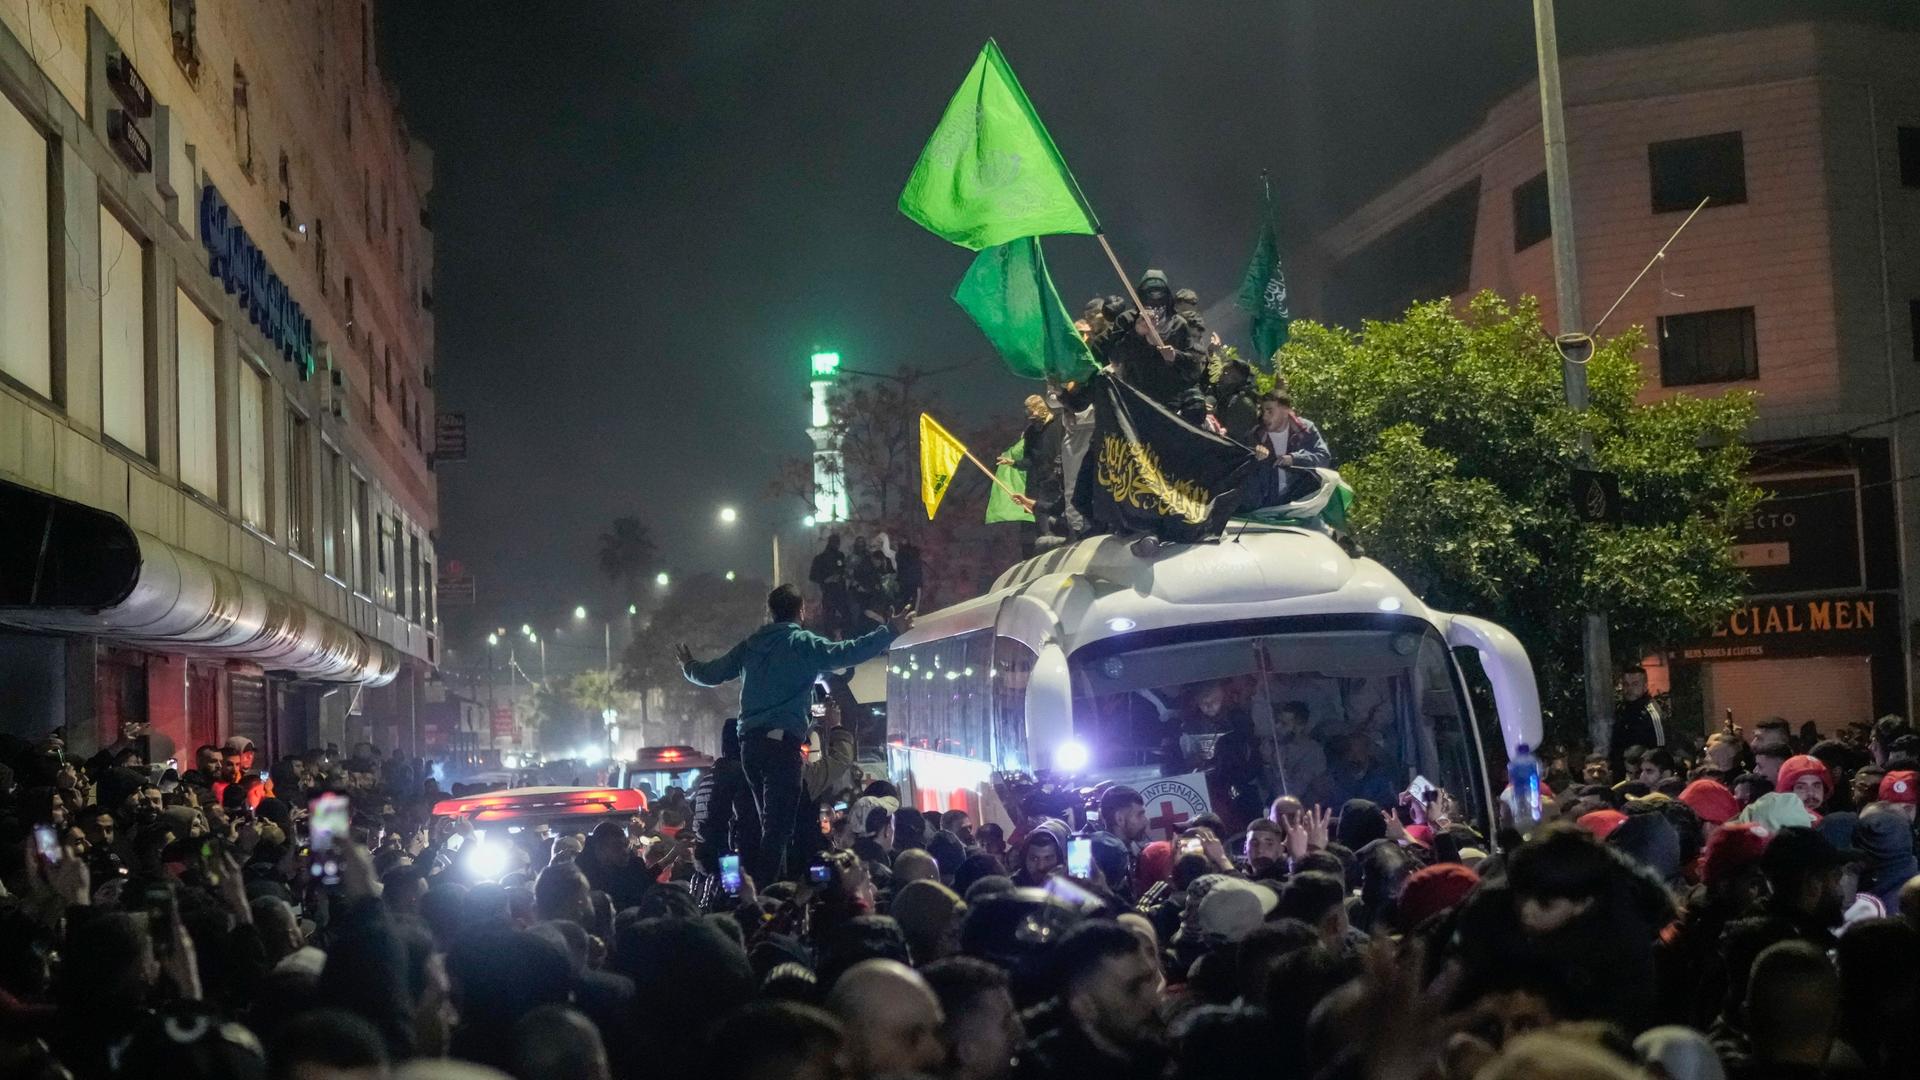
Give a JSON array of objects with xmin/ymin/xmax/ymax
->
[
  {"xmin": 316, "ymin": 219, "xmax": 328, "ymax": 295},
  {"xmin": 238, "ymin": 362, "xmax": 268, "ymax": 530},
  {"xmin": 322, "ymin": 444, "xmax": 342, "ymax": 577},
  {"xmin": 285, "ymin": 406, "xmax": 313, "ymax": 558},
  {"xmin": 360, "ymin": 3, "xmax": 370, "ymax": 86},
  {"xmin": 341, "ymin": 92, "xmax": 351, "ymax": 138},
  {"xmin": 363, "ymin": 168, "xmax": 371, "ymax": 241},
  {"xmin": 100, "ymin": 206, "xmax": 150, "ymax": 457},
  {"xmin": 1512, "ymin": 172, "xmax": 1550, "ymax": 251},
  {"xmin": 1648, "ymin": 131, "xmax": 1746, "ymax": 213},
  {"xmin": 232, "ymin": 65, "xmax": 253, "ymax": 179},
  {"xmin": 1901, "ymin": 127, "xmax": 1920, "ymax": 188},
  {"xmin": 378, "ymin": 180, "xmax": 387, "ymax": 236},
  {"xmin": 0, "ymin": 96, "xmax": 53, "ymax": 398},
  {"xmin": 344, "ymin": 275, "xmax": 355, "ymax": 327},
  {"xmin": 1658, "ymin": 307, "xmax": 1758, "ymax": 386},
  {"xmin": 176, "ymin": 288, "xmax": 218, "ymax": 498},
  {"xmin": 351, "ymin": 474, "xmax": 370, "ymax": 594},
  {"xmin": 408, "ymin": 531, "xmax": 421, "ymax": 622},
  {"xmin": 383, "ymin": 347, "xmax": 393, "ymax": 401},
  {"xmin": 169, "ymin": 0, "xmax": 200, "ymax": 81},
  {"xmin": 391, "ymin": 517, "xmax": 406, "ymax": 612}
]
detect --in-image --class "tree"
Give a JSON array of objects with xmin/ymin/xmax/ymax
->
[
  {"xmin": 598, "ymin": 517, "xmax": 657, "ymax": 609},
  {"xmin": 768, "ymin": 368, "xmax": 1024, "ymax": 614},
  {"xmin": 566, "ymin": 669, "xmax": 639, "ymax": 755},
  {"xmin": 620, "ymin": 572, "xmax": 776, "ymax": 751},
  {"xmin": 1278, "ymin": 294, "xmax": 1759, "ymax": 747}
]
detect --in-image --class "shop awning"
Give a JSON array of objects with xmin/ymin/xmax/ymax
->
[{"xmin": 0, "ymin": 480, "xmax": 398, "ymax": 685}]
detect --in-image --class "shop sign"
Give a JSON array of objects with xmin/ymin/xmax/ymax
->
[
  {"xmin": 1677, "ymin": 591, "xmax": 1898, "ymax": 662},
  {"xmin": 1735, "ymin": 474, "xmax": 1861, "ymax": 594},
  {"xmin": 199, "ymin": 184, "xmax": 316, "ymax": 380},
  {"xmin": 490, "ymin": 705, "xmax": 515, "ymax": 742}
]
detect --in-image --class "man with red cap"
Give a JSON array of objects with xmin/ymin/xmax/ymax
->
[
  {"xmin": 1658, "ymin": 822, "xmax": 1772, "ymax": 1027},
  {"xmin": 1396, "ymin": 863, "xmax": 1479, "ymax": 932},
  {"xmin": 1775, "ymin": 754, "xmax": 1833, "ymax": 816},
  {"xmin": 1679, "ymin": 778, "xmax": 1740, "ymax": 839},
  {"xmin": 1576, "ymin": 808, "xmax": 1628, "ymax": 841},
  {"xmin": 1877, "ymin": 770, "xmax": 1917, "ymax": 823}
]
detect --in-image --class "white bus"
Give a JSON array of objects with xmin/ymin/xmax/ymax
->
[{"xmin": 881, "ymin": 524, "xmax": 1543, "ymax": 835}]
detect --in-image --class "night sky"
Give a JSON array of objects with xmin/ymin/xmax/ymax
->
[{"xmin": 379, "ymin": 0, "xmax": 1902, "ymax": 655}]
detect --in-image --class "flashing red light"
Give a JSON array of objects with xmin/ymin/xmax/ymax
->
[
  {"xmin": 430, "ymin": 787, "xmax": 648, "ymax": 820},
  {"xmin": 659, "ymin": 749, "xmax": 682, "ymax": 762}
]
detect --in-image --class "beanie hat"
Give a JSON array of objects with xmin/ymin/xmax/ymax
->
[
  {"xmin": 1736, "ymin": 791, "xmax": 1816, "ymax": 833},
  {"xmin": 1774, "ymin": 755, "xmax": 1832, "ymax": 797},
  {"xmin": 1679, "ymin": 779, "xmax": 1740, "ymax": 825},
  {"xmin": 1878, "ymin": 770, "xmax": 1918, "ymax": 805},
  {"xmin": 1189, "ymin": 880, "xmax": 1275, "ymax": 942},
  {"xmin": 1397, "ymin": 863, "xmax": 1479, "ymax": 927},
  {"xmin": 1699, "ymin": 822, "xmax": 1770, "ymax": 887},
  {"xmin": 1576, "ymin": 809, "xmax": 1628, "ymax": 840},
  {"xmin": 1135, "ymin": 840, "xmax": 1175, "ymax": 893},
  {"xmin": 1609, "ymin": 812, "xmax": 1682, "ymax": 882}
]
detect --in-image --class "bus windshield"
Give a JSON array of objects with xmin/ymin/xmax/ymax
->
[{"xmin": 1070, "ymin": 625, "xmax": 1488, "ymax": 830}]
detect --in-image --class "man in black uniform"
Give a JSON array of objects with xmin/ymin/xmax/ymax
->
[
  {"xmin": 1004, "ymin": 394, "xmax": 1065, "ymax": 553},
  {"xmin": 1609, "ymin": 664, "xmax": 1667, "ymax": 779},
  {"xmin": 808, "ymin": 534, "xmax": 851, "ymax": 638},
  {"xmin": 1089, "ymin": 270, "xmax": 1207, "ymax": 407}
]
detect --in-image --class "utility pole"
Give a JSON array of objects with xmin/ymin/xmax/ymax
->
[{"xmin": 1532, "ymin": 0, "xmax": 1616, "ymax": 755}]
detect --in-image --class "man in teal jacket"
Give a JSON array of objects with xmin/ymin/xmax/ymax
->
[{"xmin": 678, "ymin": 583, "xmax": 911, "ymax": 883}]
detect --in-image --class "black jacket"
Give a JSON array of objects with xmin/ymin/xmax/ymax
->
[
  {"xmin": 1024, "ymin": 1021, "xmax": 1167, "ymax": 1080},
  {"xmin": 1018, "ymin": 416, "xmax": 1066, "ymax": 513},
  {"xmin": 1090, "ymin": 277, "xmax": 1206, "ymax": 408},
  {"xmin": 690, "ymin": 757, "xmax": 759, "ymax": 874}
]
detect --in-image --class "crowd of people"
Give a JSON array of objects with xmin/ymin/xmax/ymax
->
[
  {"xmin": 12, "ymin": 646, "xmax": 1920, "ymax": 1080},
  {"xmin": 808, "ymin": 532, "xmax": 925, "ymax": 640}
]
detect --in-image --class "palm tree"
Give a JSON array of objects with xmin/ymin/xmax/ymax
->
[{"xmin": 597, "ymin": 516, "xmax": 656, "ymax": 607}]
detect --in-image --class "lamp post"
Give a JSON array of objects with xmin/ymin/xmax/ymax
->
[{"xmin": 574, "ymin": 605, "xmax": 612, "ymax": 671}]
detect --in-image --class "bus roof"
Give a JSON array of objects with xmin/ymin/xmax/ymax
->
[{"xmin": 893, "ymin": 524, "xmax": 1436, "ymax": 656}]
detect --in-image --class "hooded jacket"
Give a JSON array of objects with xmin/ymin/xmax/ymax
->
[
  {"xmin": 683, "ymin": 621, "xmax": 894, "ymax": 738},
  {"xmin": 1089, "ymin": 270, "xmax": 1207, "ymax": 406},
  {"xmin": 1853, "ymin": 806, "xmax": 1918, "ymax": 913}
]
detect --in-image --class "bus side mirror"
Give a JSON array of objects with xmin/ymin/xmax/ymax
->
[{"xmin": 1443, "ymin": 613, "xmax": 1543, "ymax": 758}]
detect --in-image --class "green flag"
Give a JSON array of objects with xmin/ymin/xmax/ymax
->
[
  {"xmin": 899, "ymin": 40, "xmax": 1099, "ymax": 250},
  {"xmin": 985, "ymin": 441, "xmax": 1033, "ymax": 524},
  {"xmin": 953, "ymin": 236, "xmax": 1097, "ymax": 382},
  {"xmin": 1237, "ymin": 176, "xmax": 1292, "ymax": 366}
]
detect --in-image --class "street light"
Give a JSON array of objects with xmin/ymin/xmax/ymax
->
[
  {"xmin": 520, "ymin": 624, "xmax": 532, "ymax": 637},
  {"xmin": 655, "ymin": 571, "xmax": 671, "ymax": 587},
  {"xmin": 803, "ymin": 515, "xmax": 816, "ymax": 528},
  {"xmin": 725, "ymin": 570, "xmax": 736, "ymax": 582},
  {"xmin": 718, "ymin": 506, "xmax": 739, "ymax": 525},
  {"xmin": 486, "ymin": 632, "xmax": 499, "ymax": 646},
  {"xmin": 574, "ymin": 605, "xmax": 613, "ymax": 670}
]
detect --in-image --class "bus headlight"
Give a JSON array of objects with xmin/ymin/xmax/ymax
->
[{"xmin": 1053, "ymin": 739, "xmax": 1091, "ymax": 773}]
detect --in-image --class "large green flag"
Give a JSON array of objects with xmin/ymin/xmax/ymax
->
[
  {"xmin": 953, "ymin": 236, "xmax": 1097, "ymax": 382},
  {"xmin": 899, "ymin": 40, "xmax": 1099, "ymax": 251},
  {"xmin": 985, "ymin": 441, "xmax": 1033, "ymax": 524},
  {"xmin": 1237, "ymin": 177, "xmax": 1292, "ymax": 366}
]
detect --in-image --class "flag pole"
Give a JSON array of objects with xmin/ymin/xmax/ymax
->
[
  {"xmin": 1093, "ymin": 233, "xmax": 1170, "ymax": 352},
  {"xmin": 959, "ymin": 446, "xmax": 1023, "ymax": 500}
]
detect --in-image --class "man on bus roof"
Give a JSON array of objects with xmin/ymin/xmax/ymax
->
[{"xmin": 678, "ymin": 584, "xmax": 913, "ymax": 884}]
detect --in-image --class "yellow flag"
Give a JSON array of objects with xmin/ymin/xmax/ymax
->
[{"xmin": 920, "ymin": 413, "xmax": 969, "ymax": 519}]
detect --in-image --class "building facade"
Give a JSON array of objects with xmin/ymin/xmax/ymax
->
[
  {"xmin": 0, "ymin": 0, "xmax": 438, "ymax": 760},
  {"xmin": 1303, "ymin": 20, "xmax": 1920, "ymax": 735}
]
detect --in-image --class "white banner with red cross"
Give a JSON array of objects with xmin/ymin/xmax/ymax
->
[{"xmin": 1139, "ymin": 773, "xmax": 1213, "ymax": 841}]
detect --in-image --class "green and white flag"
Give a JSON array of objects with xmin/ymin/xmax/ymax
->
[
  {"xmin": 1237, "ymin": 175, "xmax": 1292, "ymax": 366},
  {"xmin": 985, "ymin": 441, "xmax": 1033, "ymax": 524},
  {"xmin": 953, "ymin": 236, "xmax": 1097, "ymax": 382},
  {"xmin": 898, "ymin": 40, "xmax": 1098, "ymax": 251}
]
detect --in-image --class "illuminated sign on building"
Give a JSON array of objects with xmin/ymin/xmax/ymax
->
[
  {"xmin": 1677, "ymin": 591, "xmax": 1898, "ymax": 662},
  {"xmin": 199, "ymin": 184, "xmax": 316, "ymax": 380}
]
